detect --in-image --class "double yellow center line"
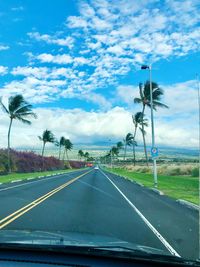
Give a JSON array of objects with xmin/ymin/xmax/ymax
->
[{"xmin": 0, "ymin": 169, "xmax": 92, "ymax": 229}]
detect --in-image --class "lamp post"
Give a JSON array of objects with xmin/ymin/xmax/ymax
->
[{"xmin": 141, "ymin": 64, "xmax": 158, "ymax": 187}]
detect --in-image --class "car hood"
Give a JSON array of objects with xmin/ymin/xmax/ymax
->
[{"xmin": 0, "ymin": 229, "xmax": 166, "ymax": 255}]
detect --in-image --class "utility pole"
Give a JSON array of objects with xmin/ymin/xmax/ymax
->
[{"xmin": 141, "ymin": 64, "xmax": 158, "ymax": 187}]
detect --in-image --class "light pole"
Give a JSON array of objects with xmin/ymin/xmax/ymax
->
[{"xmin": 141, "ymin": 64, "xmax": 158, "ymax": 187}]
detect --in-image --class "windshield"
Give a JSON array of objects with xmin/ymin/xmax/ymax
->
[{"xmin": 0, "ymin": 0, "xmax": 199, "ymax": 264}]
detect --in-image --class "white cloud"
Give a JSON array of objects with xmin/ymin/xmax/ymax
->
[
  {"xmin": 36, "ymin": 53, "xmax": 73, "ymax": 64},
  {"xmin": 116, "ymin": 85, "xmax": 138, "ymax": 105},
  {"xmin": 11, "ymin": 66, "xmax": 49, "ymax": 78},
  {"xmin": 21, "ymin": 0, "xmax": 200, "ymax": 106},
  {"xmin": 0, "ymin": 77, "xmax": 64, "ymax": 104},
  {"xmin": 67, "ymin": 16, "xmax": 88, "ymax": 28},
  {"xmin": 28, "ymin": 32, "xmax": 74, "ymax": 48},
  {"xmin": 0, "ymin": 66, "xmax": 8, "ymax": 75},
  {"xmin": 0, "ymin": 106, "xmax": 198, "ymax": 149},
  {"xmin": 0, "ymin": 45, "xmax": 9, "ymax": 51},
  {"xmin": 159, "ymin": 80, "xmax": 199, "ymax": 116},
  {"xmin": 11, "ymin": 6, "xmax": 24, "ymax": 11}
]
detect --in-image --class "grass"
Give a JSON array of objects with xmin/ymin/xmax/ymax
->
[
  {"xmin": 104, "ymin": 167, "xmax": 198, "ymax": 205},
  {"xmin": 0, "ymin": 169, "xmax": 77, "ymax": 184}
]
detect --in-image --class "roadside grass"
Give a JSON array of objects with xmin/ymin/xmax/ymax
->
[
  {"xmin": 104, "ymin": 167, "xmax": 198, "ymax": 205},
  {"xmin": 0, "ymin": 169, "xmax": 78, "ymax": 184}
]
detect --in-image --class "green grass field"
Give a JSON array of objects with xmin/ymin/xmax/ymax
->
[
  {"xmin": 0, "ymin": 169, "xmax": 77, "ymax": 184},
  {"xmin": 104, "ymin": 167, "xmax": 198, "ymax": 205}
]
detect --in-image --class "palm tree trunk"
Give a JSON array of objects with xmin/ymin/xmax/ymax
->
[
  {"xmin": 59, "ymin": 145, "xmax": 61, "ymax": 160},
  {"xmin": 124, "ymin": 143, "xmax": 127, "ymax": 161},
  {"xmin": 66, "ymin": 149, "xmax": 69, "ymax": 161},
  {"xmin": 62, "ymin": 149, "xmax": 66, "ymax": 161},
  {"xmin": 7, "ymin": 118, "xmax": 13, "ymax": 173},
  {"xmin": 141, "ymin": 105, "xmax": 149, "ymax": 167},
  {"xmin": 42, "ymin": 142, "xmax": 46, "ymax": 157},
  {"xmin": 66, "ymin": 150, "xmax": 72, "ymax": 169},
  {"xmin": 133, "ymin": 126, "xmax": 137, "ymax": 166},
  {"xmin": 132, "ymin": 144, "xmax": 136, "ymax": 166}
]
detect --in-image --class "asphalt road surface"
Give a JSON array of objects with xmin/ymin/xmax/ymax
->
[{"xmin": 0, "ymin": 167, "xmax": 198, "ymax": 260}]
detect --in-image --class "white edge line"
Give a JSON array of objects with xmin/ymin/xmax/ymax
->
[{"xmin": 100, "ymin": 169, "xmax": 181, "ymax": 258}]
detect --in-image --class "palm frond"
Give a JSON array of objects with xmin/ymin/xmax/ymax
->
[
  {"xmin": 16, "ymin": 111, "xmax": 37, "ymax": 119},
  {"xmin": 0, "ymin": 97, "xmax": 9, "ymax": 114},
  {"xmin": 153, "ymin": 100, "xmax": 169, "ymax": 109},
  {"xmin": 14, "ymin": 104, "xmax": 33, "ymax": 114},
  {"xmin": 40, "ymin": 130, "xmax": 55, "ymax": 143},
  {"xmin": 16, "ymin": 117, "xmax": 31, "ymax": 125},
  {"xmin": 8, "ymin": 95, "xmax": 26, "ymax": 113},
  {"xmin": 134, "ymin": 97, "xmax": 142, "ymax": 104}
]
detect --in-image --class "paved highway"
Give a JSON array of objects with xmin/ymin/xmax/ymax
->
[{"xmin": 0, "ymin": 167, "xmax": 198, "ymax": 260}]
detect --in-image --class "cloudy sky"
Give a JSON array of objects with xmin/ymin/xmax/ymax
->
[{"xmin": 0, "ymin": 0, "xmax": 199, "ymax": 149}]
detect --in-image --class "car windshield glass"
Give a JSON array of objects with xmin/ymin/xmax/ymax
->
[{"xmin": 0, "ymin": 0, "xmax": 199, "ymax": 263}]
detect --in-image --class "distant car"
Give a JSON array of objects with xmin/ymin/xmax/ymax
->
[{"xmin": 94, "ymin": 166, "xmax": 99, "ymax": 170}]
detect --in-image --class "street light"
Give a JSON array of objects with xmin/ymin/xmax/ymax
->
[{"xmin": 141, "ymin": 64, "xmax": 158, "ymax": 187}]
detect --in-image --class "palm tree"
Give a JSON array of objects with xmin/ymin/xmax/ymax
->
[
  {"xmin": 116, "ymin": 141, "xmax": 123, "ymax": 150},
  {"xmin": 130, "ymin": 138, "xmax": 137, "ymax": 165},
  {"xmin": 84, "ymin": 152, "xmax": 89, "ymax": 161},
  {"xmin": 0, "ymin": 94, "xmax": 37, "ymax": 173},
  {"xmin": 58, "ymin": 136, "xmax": 65, "ymax": 160},
  {"xmin": 111, "ymin": 146, "xmax": 119, "ymax": 156},
  {"xmin": 109, "ymin": 146, "xmax": 116, "ymax": 167},
  {"xmin": 38, "ymin": 130, "xmax": 55, "ymax": 157},
  {"xmin": 132, "ymin": 112, "xmax": 148, "ymax": 165},
  {"xmin": 78, "ymin": 149, "xmax": 84, "ymax": 161},
  {"xmin": 64, "ymin": 139, "xmax": 73, "ymax": 163},
  {"xmin": 123, "ymin": 133, "xmax": 133, "ymax": 161},
  {"xmin": 134, "ymin": 81, "xmax": 168, "ymax": 166}
]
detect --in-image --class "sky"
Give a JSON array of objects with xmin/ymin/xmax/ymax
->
[{"xmin": 0, "ymin": 0, "xmax": 199, "ymax": 150}]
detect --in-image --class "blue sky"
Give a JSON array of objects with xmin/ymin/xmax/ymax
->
[{"xmin": 0, "ymin": 0, "xmax": 199, "ymax": 149}]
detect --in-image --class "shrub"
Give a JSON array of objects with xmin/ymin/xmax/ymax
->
[
  {"xmin": 0, "ymin": 149, "xmax": 86, "ymax": 174},
  {"xmin": 0, "ymin": 149, "xmax": 17, "ymax": 174},
  {"xmin": 191, "ymin": 167, "xmax": 199, "ymax": 177}
]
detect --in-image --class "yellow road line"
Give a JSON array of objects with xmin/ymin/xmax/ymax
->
[{"xmin": 0, "ymin": 169, "xmax": 92, "ymax": 229}]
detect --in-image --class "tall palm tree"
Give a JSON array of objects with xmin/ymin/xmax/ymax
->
[
  {"xmin": 84, "ymin": 152, "xmax": 89, "ymax": 162},
  {"xmin": 123, "ymin": 133, "xmax": 133, "ymax": 161},
  {"xmin": 116, "ymin": 141, "xmax": 123, "ymax": 161},
  {"xmin": 64, "ymin": 139, "xmax": 73, "ymax": 164},
  {"xmin": 110, "ymin": 146, "xmax": 119, "ymax": 161},
  {"xmin": 116, "ymin": 141, "xmax": 123, "ymax": 151},
  {"xmin": 78, "ymin": 149, "xmax": 84, "ymax": 161},
  {"xmin": 58, "ymin": 136, "xmax": 65, "ymax": 160},
  {"xmin": 0, "ymin": 94, "xmax": 37, "ymax": 173},
  {"xmin": 134, "ymin": 81, "xmax": 168, "ymax": 166},
  {"xmin": 109, "ymin": 146, "xmax": 119, "ymax": 164},
  {"xmin": 38, "ymin": 130, "xmax": 55, "ymax": 157},
  {"xmin": 132, "ymin": 112, "xmax": 148, "ymax": 166}
]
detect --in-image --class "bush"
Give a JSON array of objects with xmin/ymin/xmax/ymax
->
[
  {"xmin": 0, "ymin": 149, "xmax": 64, "ymax": 173},
  {"xmin": 0, "ymin": 149, "xmax": 17, "ymax": 174},
  {"xmin": 191, "ymin": 167, "xmax": 199, "ymax": 177},
  {"xmin": 0, "ymin": 149, "xmax": 86, "ymax": 174}
]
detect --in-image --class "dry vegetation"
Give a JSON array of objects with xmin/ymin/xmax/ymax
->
[{"xmin": 117, "ymin": 163, "xmax": 199, "ymax": 177}]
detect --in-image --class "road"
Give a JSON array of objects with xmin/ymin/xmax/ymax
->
[{"xmin": 0, "ymin": 167, "xmax": 198, "ymax": 260}]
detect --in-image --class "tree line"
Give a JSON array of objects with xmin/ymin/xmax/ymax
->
[{"xmin": 102, "ymin": 81, "xmax": 168, "ymax": 166}]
